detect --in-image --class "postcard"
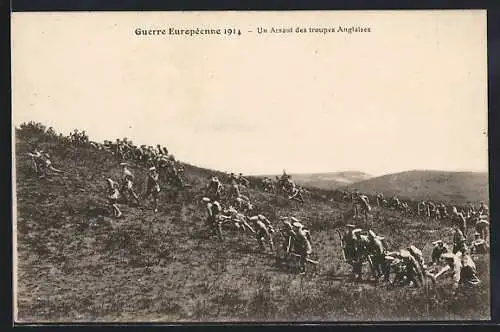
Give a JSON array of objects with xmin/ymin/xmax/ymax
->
[{"xmin": 12, "ymin": 10, "xmax": 489, "ymax": 322}]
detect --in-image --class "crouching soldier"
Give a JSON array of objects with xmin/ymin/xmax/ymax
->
[
  {"xmin": 202, "ymin": 197, "xmax": 224, "ymax": 241},
  {"xmin": 291, "ymin": 221, "xmax": 313, "ymax": 274},
  {"xmin": 431, "ymin": 240, "xmax": 449, "ymax": 265},
  {"xmin": 407, "ymin": 245, "xmax": 435, "ymax": 282},
  {"xmin": 432, "ymin": 252, "xmax": 480, "ymax": 289},
  {"xmin": 470, "ymin": 232, "xmax": 489, "ymax": 254},
  {"xmin": 248, "ymin": 214, "xmax": 275, "ymax": 252},
  {"xmin": 225, "ymin": 206, "xmax": 254, "ymax": 234},
  {"xmin": 391, "ymin": 249, "xmax": 424, "ymax": 287}
]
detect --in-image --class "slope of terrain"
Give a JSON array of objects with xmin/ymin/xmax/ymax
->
[
  {"xmin": 258, "ymin": 171, "xmax": 372, "ymax": 190},
  {"xmin": 343, "ymin": 170, "xmax": 489, "ymax": 205},
  {"xmin": 14, "ymin": 129, "xmax": 490, "ymax": 322}
]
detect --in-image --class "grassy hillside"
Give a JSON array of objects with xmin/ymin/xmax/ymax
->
[
  {"xmin": 14, "ymin": 129, "xmax": 490, "ymax": 322},
  {"xmin": 343, "ymin": 170, "xmax": 489, "ymax": 205}
]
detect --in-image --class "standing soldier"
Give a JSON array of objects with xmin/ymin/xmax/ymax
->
[
  {"xmin": 451, "ymin": 206, "xmax": 467, "ymax": 235},
  {"xmin": 366, "ymin": 230, "xmax": 386, "ymax": 279},
  {"xmin": 376, "ymin": 193, "xmax": 384, "ymax": 208},
  {"xmin": 427, "ymin": 200, "xmax": 437, "ymax": 219},
  {"xmin": 359, "ymin": 194, "xmax": 371, "ymax": 222},
  {"xmin": 105, "ymin": 178, "xmax": 122, "ymax": 218},
  {"xmin": 438, "ymin": 203, "xmax": 448, "ymax": 220},
  {"xmin": 352, "ymin": 189, "xmax": 361, "ymax": 219},
  {"xmin": 120, "ymin": 163, "xmax": 141, "ymax": 206},
  {"xmin": 392, "ymin": 194, "xmax": 401, "ymax": 209},
  {"xmin": 475, "ymin": 215, "xmax": 489, "ymax": 242},
  {"xmin": 144, "ymin": 166, "xmax": 160, "ymax": 213},
  {"xmin": 478, "ymin": 201, "xmax": 489, "ymax": 217},
  {"xmin": 343, "ymin": 224, "xmax": 363, "ymax": 281}
]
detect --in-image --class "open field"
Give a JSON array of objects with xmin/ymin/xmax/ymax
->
[{"xmin": 14, "ymin": 128, "xmax": 490, "ymax": 322}]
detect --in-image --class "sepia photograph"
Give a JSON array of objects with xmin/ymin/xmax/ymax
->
[{"xmin": 11, "ymin": 10, "xmax": 490, "ymax": 322}]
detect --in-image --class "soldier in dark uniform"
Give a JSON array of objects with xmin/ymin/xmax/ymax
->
[
  {"xmin": 452, "ymin": 227, "xmax": 467, "ymax": 254},
  {"xmin": 431, "ymin": 240, "xmax": 449, "ymax": 265},
  {"xmin": 470, "ymin": 232, "xmax": 488, "ymax": 254}
]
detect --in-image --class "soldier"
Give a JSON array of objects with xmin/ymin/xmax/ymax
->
[
  {"xmin": 470, "ymin": 232, "xmax": 488, "ymax": 254},
  {"xmin": 431, "ymin": 240, "xmax": 449, "ymax": 265},
  {"xmin": 279, "ymin": 217, "xmax": 296, "ymax": 257},
  {"xmin": 451, "ymin": 206, "xmax": 467, "ymax": 235},
  {"xmin": 291, "ymin": 221, "xmax": 313, "ymax": 274},
  {"xmin": 432, "ymin": 252, "xmax": 480, "ymax": 289},
  {"xmin": 120, "ymin": 163, "xmax": 140, "ymax": 206},
  {"xmin": 475, "ymin": 215, "xmax": 489, "ymax": 242},
  {"xmin": 359, "ymin": 194, "xmax": 371, "ymax": 221},
  {"xmin": 27, "ymin": 149, "xmax": 64, "ymax": 177},
  {"xmin": 207, "ymin": 176, "xmax": 224, "ymax": 201},
  {"xmin": 288, "ymin": 186, "xmax": 305, "ymax": 203},
  {"xmin": 478, "ymin": 201, "xmax": 489, "ymax": 217},
  {"xmin": 376, "ymin": 193, "xmax": 384, "ymax": 208},
  {"xmin": 427, "ymin": 200, "xmax": 437, "ymax": 219},
  {"xmin": 351, "ymin": 189, "xmax": 361, "ymax": 218},
  {"xmin": 366, "ymin": 229, "xmax": 386, "ymax": 279},
  {"xmin": 248, "ymin": 214, "xmax": 275, "ymax": 252},
  {"xmin": 343, "ymin": 224, "xmax": 363, "ymax": 280},
  {"xmin": 238, "ymin": 173, "xmax": 250, "ymax": 187},
  {"xmin": 106, "ymin": 178, "xmax": 122, "ymax": 218},
  {"xmin": 392, "ymin": 195, "xmax": 401, "ymax": 209},
  {"xmin": 202, "ymin": 197, "xmax": 224, "ymax": 241},
  {"xmin": 438, "ymin": 202, "xmax": 448, "ymax": 219},
  {"xmin": 144, "ymin": 167, "xmax": 160, "ymax": 213},
  {"xmin": 230, "ymin": 179, "xmax": 250, "ymax": 202},
  {"xmin": 225, "ymin": 206, "xmax": 254, "ymax": 233},
  {"xmin": 407, "ymin": 245, "xmax": 435, "ymax": 281},
  {"xmin": 392, "ymin": 249, "xmax": 424, "ymax": 287},
  {"xmin": 452, "ymin": 227, "xmax": 467, "ymax": 254}
]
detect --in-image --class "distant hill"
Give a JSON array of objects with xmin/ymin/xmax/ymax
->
[
  {"xmin": 342, "ymin": 170, "xmax": 489, "ymax": 204},
  {"xmin": 259, "ymin": 171, "xmax": 372, "ymax": 190}
]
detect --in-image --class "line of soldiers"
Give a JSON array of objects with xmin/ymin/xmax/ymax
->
[
  {"xmin": 201, "ymin": 195, "xmax": 316, "ymax": 274},
  {"xmin": 264, "ymin": 171, "xmax": 307, "ymax": 203},
  {"xmin": 339, "ymin": 224, "xmax": 484, "ymax": 289},
  {"xmin": 69, "ymin": 129, "xmax": 89, "ymax": 145},
  {"xmin": 105, "ymin": 163, "xmax": 162, "ymax": 217},
  {"xmin": 345, "ymin": 189, "xmax": 489, "ymax": 238},
  {"xmin": 206, "ymin": 175, "xmax": 254, "ymax": 212}
]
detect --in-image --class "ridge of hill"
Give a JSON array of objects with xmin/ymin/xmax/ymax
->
[
  {"xmin": 342, "ymin": 170, "xmax": 488, "ymax": 205},
  {"xmin": 14, "ymin": 127, "xmax": 490, "ymax": 322}
]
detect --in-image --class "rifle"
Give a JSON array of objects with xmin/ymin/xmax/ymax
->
[
  {"xmin": 336, "ymin": 229, "xmax": 347, "ymax": 262},
  {"xmin": 289, "ymin": 252, "xmax": 319, "ymax": 265}
]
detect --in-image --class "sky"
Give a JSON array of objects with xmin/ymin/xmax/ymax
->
[{"xmin": 11, "ymin": 10, "xmax": 488, "ymax": 176}]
